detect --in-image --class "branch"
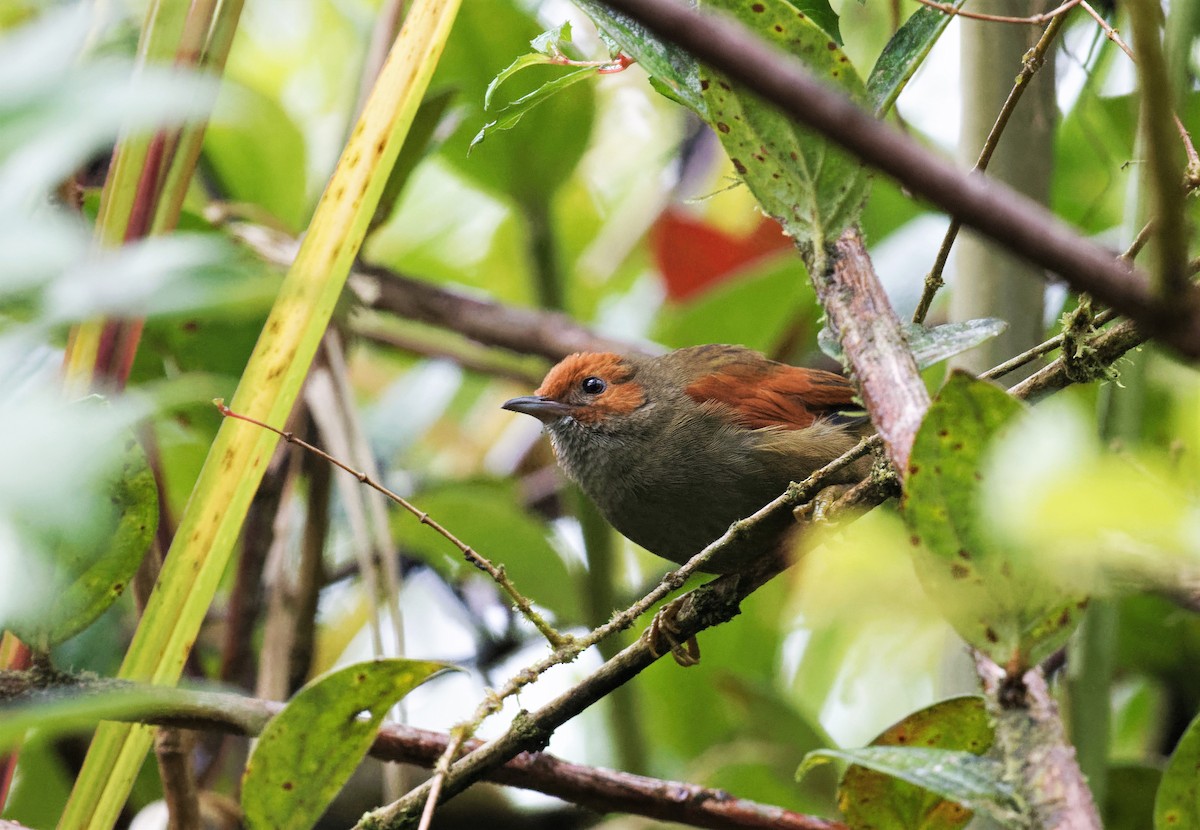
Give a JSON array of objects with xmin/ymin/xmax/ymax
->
[
  {"xmin": 216, "ymin": 215, "xmax": 649, "ymax": 364},
  {"xmin": 912, "ymin": 8, "xmax": 1069, "ymax": 325},
  {"xmin": 0, "ymin": 671, "xmax": 846, "ymax": 830},
  {"xmin": 596, "ymin": 0, "xmax": 1200, "ymax": 359},
  {"xmin": 975, "ymin": 657, "xmax": 1102, "ymax": 829},
  {"xmin": 360, "ymin": 468, "xmax": 900, "ymax": 828},
  {"xmin": 351, "ymin": 263, "xmax": 652, "ymax": 361},
  {"xmin": 814, "ymin": 228, "xmax": 929, "ymax": 472}
]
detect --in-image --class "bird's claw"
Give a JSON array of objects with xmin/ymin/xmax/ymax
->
[
  {"xmin": 793, "ymin": 484, "xmax": 851, "ymax": 524},
  {"xmin": 644, "ymin": 598, "xmax": 701, "ymax": 667}
]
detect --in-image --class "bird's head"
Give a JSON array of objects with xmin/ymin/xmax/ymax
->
[{"xmin": 501, "ymin": 352, "xmax": 647, "ymax": 429}]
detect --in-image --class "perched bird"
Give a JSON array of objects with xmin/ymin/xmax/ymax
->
[{"xmin": 502, "ymin": 344, "xmax": 871, "ymax": 573}]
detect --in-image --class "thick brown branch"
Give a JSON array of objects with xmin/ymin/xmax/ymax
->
[
  {"xmin": 814, "ymin": 229, "xmax": 930, "ymax": 472},
  {"xmin": 597, "ymin": 0, "xmax": 1200, "ymax": 359},
  {"xmin": 0, "ymin": 672, "xmax": 844, "ymax": 830},
  {"xmin": 351, "ymin": 264, "xmax": 651, "ymax": 361},
  {"xmin": 976, "ymin": 657, "xmax": 1102, "ymax": 828}
]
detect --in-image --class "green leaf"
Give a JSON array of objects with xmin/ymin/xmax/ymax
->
[
  {"xmin": 903, "ymin": 372, "xmax": 1086, "ymax": 668},
  {"xmin": 241, "ymin": 659, "xmax": 451, "ymax": 830},
  {"xmin": 866, "ymin": 1, "xmax": 964, "ymax": 117},
  {"xmin": 574, "ymin": 0, "xmax": 705, "ymax": 114},
  {"xmin": 787, "ymin": 0, "xmax": 843, "ymax": 44},
  {"xmin": 840, "ymin": 697, "xmax": 993, "ymax": 830},
  {"xmin": 204, "ymin": 84, "xmax": 309, "ymax": 233},
  {"xmin": 399, "ymin": 480, "xmax": 583, "ymax": 623},
  {"xmin": 801, "ymin": 747, "xmax": 1020, "ymax": 825},
  {"xmin": 471, "ymin": 67, "xmax": 595, "ymax": 153},
  {"xmin": 698, "ymin": 0, "xmax": 871, "ymax": 251},
  {"xmin": 8, "ymin": 426, "xmax": 158, "ymax": 648},
  {"xmin": 484, "ymin": 52, "xmax": 562, "ymax": 111},
  {"xmin": 1108, "ymin": 764, "xmax": 1161, "ymax": 830},
  {"xmin": 530, "ymin": 20, "xmax": 575, "ymax": 60},
  {"xmin": 432, "ymin": 0, "xmax": 594, "ymax": 206},
  {"xmin": 819, "ymin": 318, "xmax": 1007, "ymax": 369},
  {"xmin": 1154, "ymin": 709, "xmax": 1200, "ymax": 828}
]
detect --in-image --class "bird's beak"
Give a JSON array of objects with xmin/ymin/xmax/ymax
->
[{"xmin": 501, "ymin": 395, "xmax": 574, "ymax": 424}]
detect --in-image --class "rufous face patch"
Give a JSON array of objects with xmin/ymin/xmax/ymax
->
[{"xmin": 537, "ymin": 353, "xmax": 644, "ymax": 423}]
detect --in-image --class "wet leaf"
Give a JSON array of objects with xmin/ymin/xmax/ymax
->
[
  {"xmin": 801, "ymin": 746, "xmax": 1020, "ymax": 826},
  {"xmin": 840, "ymin": 697, "xmax": 993, "ymax": 830}
]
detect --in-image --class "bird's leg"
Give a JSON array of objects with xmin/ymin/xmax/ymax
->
[
  {"xmin": 793, "ymin": 483, "xmax": 851, "ymax": 524},
  {"xmin": 644, "ymin": 596, "xmax": 701, "ymax": 667}
]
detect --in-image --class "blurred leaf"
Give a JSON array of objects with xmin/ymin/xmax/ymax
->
[
  {"xmin": 0, "ymin": 9, "xmax": 216, "ymax": 209},
  {"xmin": 698, "ymin": 0, "xmax": 871, "ymax": 251},
  {"xmin": 241, "ymin": 659, "xmax": 450, "ymax": 830},
  {"xmin": 574, "ymin": 0, "xmax": 704, "ymax": 113},
  {"xmin": 8, "ymin": 424, "xmax": 157, "ymax": 648},
  {"xmin": 398, "ymin": 480, "xmax": 583, "ymax": 623},
  {"xmin": 866, "ymin": 2, "xmax": 963, "ymax": 116},
  {"xmin": 1, "ymin": 733, "xmax": 74, "ymax": 827},
  {"xmin": 654, "ymin": 250, "xmax": 813, "ymax": 351},
  {"xmin": 1155, "ymin": 709, "xmax": 1200, "ymax": 829},
  {"xmin": 714, "ymin": 675, "xmax": 838, "ymax": 813},
  {"xmin": 205, "ymin": 84, "xmax": 309, "ymax": 232},
  {"xmin": 981, "ymin": 398, "xmax": 1200, "ymax": 596},
  {"xmin": 840, "ymin": 697, "xmax": 992, "ymax": 830},
  {"xmin": 904, "ymin": 372, "xmax": 1086, "ymax": 669},
  {"xmin": 650, "ymin": 210, "xmax": 794, "ymax": 302},
  {"xmin": 432, "ymin": 0, "xmax": 594, "ymax": 208},
  {"xmin": 639, "ymin": 578, "xmax": 791, "ymax": 759},
  {"xmin": 1107, "ymin": 764, "xmax": 1161, "ymax": 830},
  {"xmin": 802, "ymin": 747, "xmax": 1019, "ymax": 825},
  {"xmin": 369, "ymin": 87, "xmax": 456, "ymax": 237},
  {"xmin": 1053, "ymin": 92, "xmax": 1135, "ymax": 234},
  {"xmin": 819, "ymin": 318, "xmax": 1007, "ymax": 369}
]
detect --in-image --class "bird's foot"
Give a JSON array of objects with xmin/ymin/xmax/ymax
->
[
  {"xmin": 793, "ymin": 484, "xmax": 851, "ymax": 524},
  {"xmin": 644, "ymin": 597, "xmax": 701, "ymax": 667}
]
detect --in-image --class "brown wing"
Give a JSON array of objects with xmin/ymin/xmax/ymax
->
[{"xmin": 680, "ymin": 346, "xmax": 860, "ymax": 430}]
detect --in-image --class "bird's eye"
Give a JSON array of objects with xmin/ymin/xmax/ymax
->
[{"xmin": 580, "ymin": 376, "xmax": 607, "ymax": 395}]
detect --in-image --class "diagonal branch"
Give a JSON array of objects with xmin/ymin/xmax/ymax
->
[{"xmin": 597, "ymin": 0, "xmax": 1200, "ymax": 359}]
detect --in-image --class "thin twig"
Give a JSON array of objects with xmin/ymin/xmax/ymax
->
[
  {"xmin": 913, "ymin": 0, "xmax": 1080, "ymax": 25},
  {"xmin": 213, "ymin": 401, "xmax": 569, "ymax": 650},
  {"xmin": 912, "ymin": 9, "xmax": 1070, "ymax": 324}
]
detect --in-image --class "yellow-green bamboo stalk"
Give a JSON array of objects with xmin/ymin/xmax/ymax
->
[{"xmin": 57, "ymin": 0, "xmax": 462, "ymax": 826}]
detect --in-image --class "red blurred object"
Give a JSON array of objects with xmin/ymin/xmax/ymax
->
[{"xmin": 650, "ymin": 208, "xmax": 793, "ymax": 302}]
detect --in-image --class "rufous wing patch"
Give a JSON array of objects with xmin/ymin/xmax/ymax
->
[{"xmin": 685, "ymin": 362, "xmax": 857, "ymax": 430}]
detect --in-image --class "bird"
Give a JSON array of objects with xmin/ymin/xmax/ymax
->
[{"xmin": 502, "ymin": 344, "xmax": 871, "ymax": 575}]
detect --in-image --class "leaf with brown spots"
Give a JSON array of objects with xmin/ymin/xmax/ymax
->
[
  {"xmin": 1155, "ymin": 710, "xmax": 1200, "ymax": 829},
  {"xmin": 698, "ymin": 0, "xmax": 870, "ymax": 251},
  {"xmin": 800, "ymin": 746, "xmax": 1020, "ymax": 826},
  {"xmin": 840, "ymin": 697, "xmax": 993, "ymax": 830},
  {"xmin": 903, "ymin": 371, "xmax": 1086, "ymax": 669},
  {"xmin": 241, "ymin": 659, "xmax": 452, "ymax": 830}
]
